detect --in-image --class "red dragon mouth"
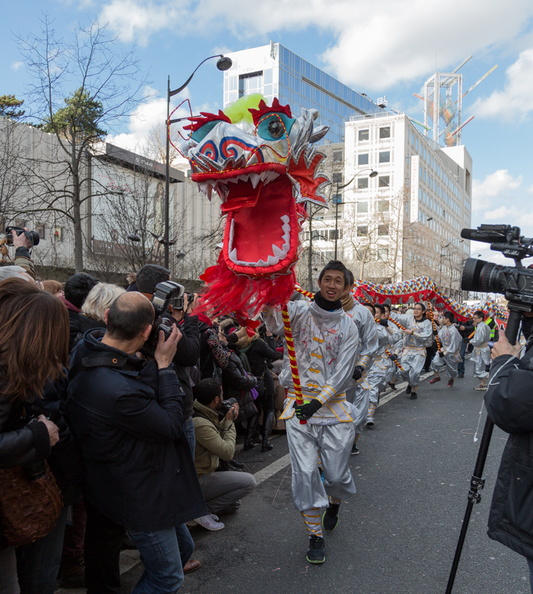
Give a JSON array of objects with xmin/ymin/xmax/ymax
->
[
  {"xmin": 223, "ymin": 175, "xmax": 301, "ymax": 276},
  {"xmin": 193, "ymin": 166, "xmax": 302, "ymax": 277}
]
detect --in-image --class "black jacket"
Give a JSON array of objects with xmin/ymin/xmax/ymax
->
[
  {"xmin": 484, "ymin": 343, "xmax": 533, "ymax": 560},
  {"xmin": 65, "ymin": 330, "xmax": 207, "ymax": 531}
]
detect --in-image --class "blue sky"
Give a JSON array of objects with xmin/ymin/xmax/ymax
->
[{"xmin": 3, "ymin": 0, "xmax": 533, "ymax": 265}]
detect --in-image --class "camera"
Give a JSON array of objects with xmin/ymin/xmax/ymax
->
[
  {"xmin": 5, "ymin": 226, "xmax": 40, "ymax": 247},
  {"xmin": 142, "ymin": 280, "xmax": 185, "ymax": 356},
  {"xmin": 220, "ymin": 397, "xmax": 237, "ymax": 416},
  {"xmin": 461, "ymin": 224, "xmax": 533, "ymax": 311}
]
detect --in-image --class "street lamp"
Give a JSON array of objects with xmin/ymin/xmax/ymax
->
[
  {"xmin": 164, "ymin": 55, "xmax": 233, "ymax": 269},
  {"xmin": 333, "ymin": 169, "xmax": 378, "ymax": 259}
]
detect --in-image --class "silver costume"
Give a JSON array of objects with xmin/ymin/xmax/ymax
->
[
  {"xmin": 344, "ymin": 298, "xmax": 379, "ymax": 433},
  {"xmin": 392, "ymin": 313, "xmax": 433, "ymax": 390},
  {"xmin": 264, "ymin": 300, "xmax": 359, "ymax": 510},
  {"xmin": 430, "ymin": 324, "xmax": 462, "ymax": 378},
  {"xmin": 470, "ymin": 322, "xmax": 491, "ymax": 379}
]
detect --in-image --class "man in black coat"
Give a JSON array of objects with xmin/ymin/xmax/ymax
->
[
  {"xmin": 484, "ymin": 314, "xmax": 533, "ymax": 591},
  {"xmin": 66, "ymin": 292, "xmax": 206, "ymax": 593}
]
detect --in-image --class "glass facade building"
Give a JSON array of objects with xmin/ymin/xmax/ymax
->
[{"xmin": 223, "ymin": 42, "xmax": 384, "ymax": 143}]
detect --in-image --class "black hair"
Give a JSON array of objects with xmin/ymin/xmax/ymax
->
[
  {"xmin": 375, "ymin": 303, "xmax": 385, "ymax": 315},
  {"xmin": 414, "ymin": 302, "xmax": 426, "ymax": 312},
  {"xmin": 364, "ymin": 303, "xmax": 376, "ymax": 315},
  {"xmin": 473, "ymin": 310, "xmax": 485, "ymax": 320},
  {"xmin": 318, "ymin": 260, "xmax": 351, "ymax": 287},
  {"xmin": 136, "ymin": 264, "xmax": 171, "ymax": 294},
  {"xmin": 194, "ymin": 378, "xmax": 223, "ymax": 406},
  {"xmin": 106, "ymin": 294, "xmax": 154, "ymax": 341},
  {"xmin": 64, "ymin": 272, "xmax": 99, "ymax": 309},
  {"xmin": 443, "ymin": 311, "xmax": 455, "ymax": 323}
]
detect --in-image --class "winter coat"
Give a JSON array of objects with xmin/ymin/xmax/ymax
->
[
  {"xmin": 192, "ymin": 400, "xmax": 236, "ymax": 475},
  {"xmin": 65, "ymin": 329, "xmax": 207, "ymax": 532},
  {"xmin": 221, "ymin": 350, "xmax": 258, "ymax": 422},
  {"xmin": 243, "ymin": 338, "xmax": 283, "ymax": 379},
  {"xmin": 484, "ymin": 342, "xmax": 533, "ymax": 560}
]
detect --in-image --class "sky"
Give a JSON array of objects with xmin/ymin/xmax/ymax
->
[{"xmin": 2, "ymin": 0, "xmax": 533, "ymax": 266}]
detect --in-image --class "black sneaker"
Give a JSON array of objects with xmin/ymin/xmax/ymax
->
[
  {"xmin": 322, "ymin": 503, "xmax": 340, "ymax": 531},
  {"xmin": 405, "ymin": 385, "xmax": 412, "ymax": 395},
  {"xmin": 410, "ymin": 391, "xmax": 418, "ymax": 400},
  {"xmin": 350, "ymin": 443, "xmax": 360, "ymax": 456},
  {"xmin": 306, "ymin": 535, "xmax": 326, "ymax": 564}
]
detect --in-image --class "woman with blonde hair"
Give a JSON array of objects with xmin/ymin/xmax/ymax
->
[{"xmin": 0, "ymin": 278, "xmax": 69, "ymax": 594}]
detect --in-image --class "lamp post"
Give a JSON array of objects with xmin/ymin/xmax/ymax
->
[
  {"xmin": 333, "ymin": 169, "xmax": 378, "ymax": 260},
  {"xmin": 164, "ymin": 55, "xmax": 232, "ymax": 269}
]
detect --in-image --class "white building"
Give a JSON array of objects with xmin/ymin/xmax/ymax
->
[{"xmin": 337, "ymin": 112, "xmax": 472, "ymax": 298}]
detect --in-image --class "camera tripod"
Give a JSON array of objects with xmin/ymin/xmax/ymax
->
[{"xmin": 445, "ymin": 306, "xmax": 525, "ymax": 593}]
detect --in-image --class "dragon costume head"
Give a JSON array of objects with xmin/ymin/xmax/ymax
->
[{"xmin": 180, "ymin": 96, "xmax": 329, "ymax": 319}]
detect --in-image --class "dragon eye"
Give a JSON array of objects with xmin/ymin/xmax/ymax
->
[
  {"xmin": 267, "ymin": 119, "xmax": 284, "ymax": 139},
  {"xmin": 257, "ymin": 113, "xmax": 294, "ymax": 141}
]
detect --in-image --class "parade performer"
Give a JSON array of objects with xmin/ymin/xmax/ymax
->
[
  {"xmin": 428, "ymin": 311, "xmax": 462, "ymax": 388},
  {"xmin": 264, "ymin": 261, "xmax": 359, "ymax": 565},
  {"xmin": 391, "ymin": 303, "xmax": 433, "ymax": 400},
  {"xmin": 362, "ymin": 303, "xmax": 404, "ymax": 426},
  {"xmin": 341, "ymin": 272, "xmax": 378, "ymax": 451},
  {"xmin": 469, "ymin": 310, "xmax": 492, "ymax": 390}
]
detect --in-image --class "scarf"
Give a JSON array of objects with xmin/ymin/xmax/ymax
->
[{"xmin": 314, "ymin": 291, "xmax": 342, "ymax": 312}]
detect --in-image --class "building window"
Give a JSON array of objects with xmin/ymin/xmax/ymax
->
[
  {"xmin": 357, "ymin": 201, "xmax": 369, "ymax": 213},
  {"xmin": 357, "ymin": 225, "xmax": 368, "ymax": 236},
  {"xmin": 332, "ymin": 172, "xmax": 343, "ymax": 184},
  {"xmin": 379, "ymin": 126, "xmax": 391, "ymax": 139},
  {"xmin": 357, "ymin": 177, "xmax": 368, "ymax": 189},
  {"xmin": 378, "ymin": 175, "xmax": 390, "ymax": 188},
  {"xmin": 378, "ymin": 224, "xmax": 389, "ymax": 236},
  {"xmin": 378, "ymin": 248, "xmax": 389, "ymax": 259},
  {"xmin": 379, "ymin": 151, "xmax": 390, "ymax": 163},
  {"xmin": 35, "ymin": 222, "xmax": 46, "ymax": 240},
  {"xmin": 358, "ymin": 129, "xmax": 369, "ymax": 141},
  {"xmin": 238, "ymin": 71, "xmax": 263, "ymax": 97},
  {"xmin": 358, "ymin": 153, "xmax": 369, "ymax": 166},
  {"xmin": 377, "ymin": 201, "xmax": 389, "ymax": 213},
  {"xmin": 329, "ymin": 229, "xmax": 342, "ymax": 240},
  {"xmin": 332, "ymin": 150, "xmax": 343, "ymax": 162}
]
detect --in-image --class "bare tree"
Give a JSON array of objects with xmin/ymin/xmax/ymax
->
[{"xmin": 17, "ymin": 17, "xmax": 147, "ymax": 271}]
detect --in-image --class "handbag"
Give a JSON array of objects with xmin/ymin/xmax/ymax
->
[{"xmin": 0, "ymin": 461, "xmax": 63, "ymax": 547}]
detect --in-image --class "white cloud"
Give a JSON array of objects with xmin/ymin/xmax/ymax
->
[
  {"xmin": 99, "ymin": 0, "xmax": 533, "ymax": 89},
  {"xmin": 472, "ymin": 169, "xmax": 522, "ymax": 211},
  {"xmin": 471, "ymin": 48, "xmax": 533, "ymax": 120},
  {"xmin": 98, "ymin": 0, "xmax": 189, "ymax": 45},
  {"xmin": 11, "ymin": 61, "xmax": 23, "ymax": 71}
]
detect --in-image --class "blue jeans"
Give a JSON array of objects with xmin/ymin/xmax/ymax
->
[
  {"xmin": 128, "ymin": 524, "xmax": 194, "ymax": 594},
  {"xmin": 16, "ymin": 506, "xmax": 69, "ymax": 594}
]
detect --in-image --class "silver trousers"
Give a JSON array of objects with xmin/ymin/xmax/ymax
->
[{"xmin": 285, "ymin": 416, "xmax": 356, "ymax": 511}]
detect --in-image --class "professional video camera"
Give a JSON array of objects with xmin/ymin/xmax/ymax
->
[
  {"xmin": 142, "ymin": 280, "xmax": 185, "ymax": 356},
  {"xmin": 460, "ymin": 224, "xmax": 533, "ymax": 312}
]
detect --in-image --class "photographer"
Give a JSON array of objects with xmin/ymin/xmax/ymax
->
[
  {"xmin": 65, "ymin": 292, "xmax": 206, "ymax": 593},
  {"xmin": 192, "ymin": 379, "xmax": 256, "ymax": 530},
  {"xmin": 484, "ymin": 314, "xmax": 533, "ymax": 592}
]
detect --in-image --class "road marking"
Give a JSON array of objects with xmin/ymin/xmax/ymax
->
[{"xmin": 254, "ymin": 453, "xmax": 292, "ymax": 485}]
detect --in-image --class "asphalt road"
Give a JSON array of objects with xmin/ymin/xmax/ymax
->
[{"xmin": 60, "ymin": 363, "xmax": 531, "ymax": 593}]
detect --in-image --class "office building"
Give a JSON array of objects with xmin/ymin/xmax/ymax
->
[
  {"xmin": 334, "ymin": 112, "xmax": 471, "ymax": 298},
  {"xmin": 223, "ymin": 42, "xmax": 384, "ymax": 142}
]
